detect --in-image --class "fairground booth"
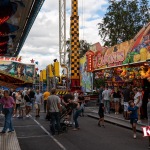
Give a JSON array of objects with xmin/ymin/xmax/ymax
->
[{"xmin": 85, "ymin": 22, "xmax": 150, "ymax": 89}]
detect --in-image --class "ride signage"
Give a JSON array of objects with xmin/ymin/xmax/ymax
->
[
  {"xmin": 0, "ymin": 56, "xmax": 22, "ymax": 62},
  {"xmin": 95, "ymin": 50, "xmax": 125, "ymax": 69}
]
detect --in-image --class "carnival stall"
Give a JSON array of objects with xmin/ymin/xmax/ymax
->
[{"xmin": 87, "ymin": 23, "xmax": 150, "ymax": 88}]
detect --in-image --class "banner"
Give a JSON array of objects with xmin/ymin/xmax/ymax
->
[
  {"xmin": 80, "ymin": 56, "xmax": 93, "ymax": 92},
  {"xmin": 0, "ymin": 61, "xmax": 35, "ymax": 78}
]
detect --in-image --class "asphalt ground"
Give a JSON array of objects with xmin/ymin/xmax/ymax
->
[{"xmin": 11, "ymin": 108, "xmax": 149, "ymax": 150}]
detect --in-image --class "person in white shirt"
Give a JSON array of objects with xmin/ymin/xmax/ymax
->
[
  {"xmin": 102, "ymin": 87, "xmax": 112, "ymax": 114},
  {"xmin": 133, "ymin": 87, "xmax": 143, "ymax": 123},
  {"xmin": 34, "ymin": 90, "xmax": 43, "ymax": 117},
  {"xmin": 74, "ymin": 91, "xmax": 79, "ymax": 101}
]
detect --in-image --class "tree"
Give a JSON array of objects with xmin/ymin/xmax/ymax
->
[
  {"xmin": 66, "ymin": 39, "xmax": 90, "ymax": 65},
  {"xmin": 98, "ymin": 0, "xmax": 150, "ymax": 47},
  {"xmin": 140, "ymin": 0, "xmax": 150, "ymax": 25},
  {"xmin": 79, "ymin": 40, "xmax": 90, "ymax": 58}
]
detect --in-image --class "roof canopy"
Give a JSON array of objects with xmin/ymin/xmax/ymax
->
[{"xmin": 0, "ymin": 0, "xmax": 45, "ymax": 57}]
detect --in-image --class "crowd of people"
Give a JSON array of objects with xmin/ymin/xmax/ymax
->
[
  {"xmin": 0, "ymin": 88, "xmax": 85, "ymax": 136},
  {"xmin": 98, "ymin": 85, "xmax": 150, "ymax": 140},
  {"xmin": 98, "ymin": 86, "xmax": 150, "ymax": 120},
  {"xmin": 1, "ymin": 86, "xmax": 150, "ymax": 147}
]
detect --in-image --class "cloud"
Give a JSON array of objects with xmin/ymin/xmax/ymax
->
[{"xmin": 20, "ymin": 0, "xmax": 108, "ymax": 71}]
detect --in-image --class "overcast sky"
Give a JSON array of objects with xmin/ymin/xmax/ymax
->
[{"xmin": 20, "ymin": 0, "xmax": 108, "ymax": 71}]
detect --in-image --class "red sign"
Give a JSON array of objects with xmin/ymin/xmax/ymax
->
[
  {"xmin": 0, "ymin": 56, "xmax": 22, "ymax": 62},
  {"xmin": 95, "ymin": 50, "xmax": 125, "ymax": 68},
  {"xmin": 142, "ymin": 126, "xmax": 150, "ymax": 137}
]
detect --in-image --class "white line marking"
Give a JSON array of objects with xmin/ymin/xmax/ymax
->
[{"xmin": 29, "ymin": 115, "xmax": 67, "ymax": 150}]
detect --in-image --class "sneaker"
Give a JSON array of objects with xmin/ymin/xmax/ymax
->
[
  {"xmin": 133, "ymin": 134, "xmax": 136, "ymax": 139},
  {"xmin": 137, "ymin": 120, "xmax": 141, "ymax": 124},
  {"xmin": 26, "ymin": 115, "xmax": 29, "ymax": 118},
  {"xmin": 0, "ymin": 113, "xmax": 4, "ymax": 117},
  {"xmin": 115, "ymin": 112, "xmax": 117, "ymax": 115},
  {"xmin": 17, "ymin": 115, "xmax": 20, "ymax": 118},
  {"xmin": 72, "ymin": 128, "xmax": 79, "ymax": 131},
  {"xmin": 28, "ymin": 114, "xmax": 31, "ymax": 117},
  {"xmin": 13, "ymin": 115, "xmax": 16, "ymax": 118},
  {"xmin": 8, "ymin": 130, "xmax": 15, "ymax": 133}
]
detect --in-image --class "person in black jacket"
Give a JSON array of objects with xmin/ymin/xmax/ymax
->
[
  {"xmin": 113, "ymin": 87, "xmax": 121, "ymax": 115},
  {"xmin": 98, "ymin": 103, "xmax": 105, "ymax": 127},
  {"xmin": 24, "ymin": 90, "xmax": 32, "ymax": 117}
]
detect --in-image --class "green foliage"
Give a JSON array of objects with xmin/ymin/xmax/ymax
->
[
  {"xmin": 98, "ymin": 0, "xmax": 150, "ymax": 47},
  {"xmin": 66, "ymin": 39, "xmax": 91, "ymax": 64}
]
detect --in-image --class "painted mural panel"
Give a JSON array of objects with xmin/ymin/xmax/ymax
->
[
  {"xmin": 80, "ymin": 56, "xmax": 93, "ymax": 93},
  {"xmin": 128, "ymin": 22, "xmax": 150, "ymax": 63},
  {"xmin": 0, "ymin": 61, "xmax": 35, "ymax": 78}
]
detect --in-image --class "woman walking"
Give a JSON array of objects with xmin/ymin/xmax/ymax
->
[
  {"xmin": 13, "ymin": 91, "xmax": 22, "ymax": 117},
  {"xmin": 0, "ymin": 90, "xmax": 15, "ymax": 134},
  {"xmin": 113, "ymin": 87, "xmax": 121, "ymax": 115},
  {"xmin": 24, "ymin": 90, "xmax": 32, "ymax": 117}
]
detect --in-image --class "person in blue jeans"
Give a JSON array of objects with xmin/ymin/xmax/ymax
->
[
  {"xmin": 128, "ymin": 100, "xmax": 138, "ymax": 139},
  {"xmin": 69, "ymin": 100, "xmax": 81, "ymax": 131},
  {"xmin": 47, "ymin": 88, "xmax": 61, "ymax": 135},
  {"xmin": 0, "ymin": 90, "xmax": 15, "ymax": 134}
]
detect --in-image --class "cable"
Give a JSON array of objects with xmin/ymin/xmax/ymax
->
[{"xmin": 81, "ymin": 0, "xmax": 85, "ymax": 40}]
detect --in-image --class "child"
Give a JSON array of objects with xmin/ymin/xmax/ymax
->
[
  {"xmin": 128, "ymin": 100, "xmax": 138, "ymax": 139},
  {"xmin": 98, "ymin": 103, "xmax": 105, "ymax": 127}
]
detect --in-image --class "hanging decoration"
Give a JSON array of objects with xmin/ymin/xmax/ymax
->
[
  {"xmin": 35, "ymin": 68, "xmax": 39, "ymax": 72},
  {"xmin": 35, "ymin": 61, "xmax": 38, "ymax": 65},
  {"xmin": 30, "ymin": 59, "xmax": 35, "ymax": 63}
]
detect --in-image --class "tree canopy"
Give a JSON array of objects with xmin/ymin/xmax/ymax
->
[{"xmin": 98, "ymin": 0, "xmax": 150, "ymax": 47}]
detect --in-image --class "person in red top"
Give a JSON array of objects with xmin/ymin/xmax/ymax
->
[{"xmin": 0, "ymin": 90, "xmax": 15, "ymax": 134}]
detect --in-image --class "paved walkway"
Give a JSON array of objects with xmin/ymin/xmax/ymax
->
[
  {"xmin": 0, "ymin": 106, "xmax": 148, "ymax": 149},
  {"xmin": 0, "ymin": 128, "xmax": 21, "ymax": 150},
  {"xmin": 0, "ymin": 115, "xmax": 21, "ymax": 150},
  {"xmin": 86, "ymin": 106, "xmax": 148, "ymax": 132}
]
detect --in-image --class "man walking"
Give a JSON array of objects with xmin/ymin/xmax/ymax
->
[
  {"xmin": 99, "ymin": 86, "xmax": 104, "ymax": 104},
  {"xmin": 122, "ymin": 86, "xmax": 131, "ymax": 119},
  {"xmin": 47, "ymin": 88, "xmax": 61, "ymax": 135},
  {"xmin": 43, "ymin": 89, "xmax": 50, "ymax": 113},
  {"xmin": 102, "ymin": 86, "xmax": 111, "ymax": 114},
  {"xmin": 34, "ymin": 90, "xmax": 43, "ymax": 117}
]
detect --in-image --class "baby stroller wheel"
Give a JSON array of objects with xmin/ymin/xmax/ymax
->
[{"xmin": 61, "ymin": 126, "xmax": 68, "ymax": 133}]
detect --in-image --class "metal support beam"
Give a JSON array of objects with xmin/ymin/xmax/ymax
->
[{"xmin": 59, "ymin": 0, "xmax": 66, "ymax": 65}]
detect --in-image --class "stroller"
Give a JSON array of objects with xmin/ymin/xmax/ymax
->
[{"xmin": 49, "ymin": 105, "xmax": 74, "ymax": 134}]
